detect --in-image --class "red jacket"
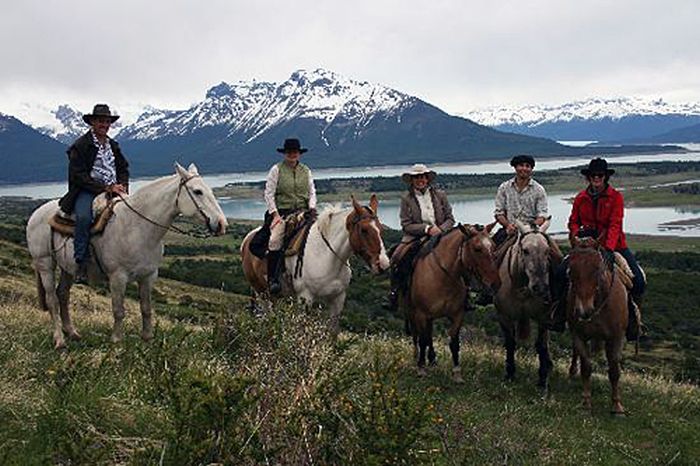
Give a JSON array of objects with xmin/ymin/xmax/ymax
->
[{"xmin": 568, "ymin": 185, "xmax": 627, "ymax": 251}]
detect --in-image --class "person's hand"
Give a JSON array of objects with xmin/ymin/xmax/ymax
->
[
  {"xmin": 108, "ymin": 184, "xmax": 127, "ymax": 195},
  {"xmin": 271, "ymin": 212, "xmax": 282, "ymax": 228},
  {"xmin": 428, "ymin": 225, "xmax": 442, "ymax": 237},
  {"xmin": 505, "ymin": 223, "xmax": 517, "ymax": 235}
]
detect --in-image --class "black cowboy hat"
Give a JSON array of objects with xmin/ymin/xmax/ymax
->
[
  {"xmin": 581, "ymin": 157, "xmax": 615, "ymax": 176},
  {"xmin": 510, "ymin": 154, "xmax": 535, "ymax": 168},
  {"xmin": 276, "ymin": 138, "xmax": 308, "ymax": 154},
  {"xmin": 82, "ymin": 104, "xmax": 120, "ymax": 125}
]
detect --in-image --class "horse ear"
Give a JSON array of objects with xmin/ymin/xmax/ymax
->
[
  {"xmin": 351, "ymin": 194, "xmax": 362, "ymax": 214},
  {"xmin": 485, "ymin": 221, "xmax": 497, "ymax": 234},
  {"xmin": 369, "ymin": 193, "xmax": 378, "ymax": 214},
  {"xmin": 187, "ymin": 163, "xmax": 199, "ymax": 175},
  {"xmin": 515, "ymin": 219, "xmax": 530, "ymax": 234},
  {"xmin": 174, "ymin": 162, "xmax": 188, "ymax": 178}
]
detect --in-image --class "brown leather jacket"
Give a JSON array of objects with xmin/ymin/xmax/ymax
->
[{"xmin": 399, "ymin": 187, "xmax": 455, "ymax": 242}]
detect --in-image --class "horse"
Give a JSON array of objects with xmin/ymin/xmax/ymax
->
[
  {"xmin": 26, "ymin": 163, "xmax": 228, "ymax": 349},
  {"xmin": 566, "ymin": 237, "xmax": 628, "ymax": 415},
  {"xmin": 240, "ymin": 195, "xmax": 390, "ymax": 332},
  {"xmin": 404, "ymin": 223, "xmax": 500, "ymax": 382},
  {"xmin": 493, "ymin": 220, "xmax": 562, "ymax": 393}
]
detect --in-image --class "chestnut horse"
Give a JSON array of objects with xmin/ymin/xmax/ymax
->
[
  {"xmin": 567, "ymin": 237, "xmax": 628, "ymax": 415},
  {"xmin": 404, "ymin": 224, "xmax": 500, "ymax": 382},
  {"xmin": 494, "ymin": 220, "xmax": 562, "ymax": 393},
  {"xmin": 241, "ymin": 195, "xmax": 390, "ymax": 333}
]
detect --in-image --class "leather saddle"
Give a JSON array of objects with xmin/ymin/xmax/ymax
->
[{"xmin": 48, "ymin": 194, "xmax": 120, "ymax": 237}]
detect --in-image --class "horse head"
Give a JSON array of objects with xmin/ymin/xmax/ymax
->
[
  {"xmin": 568, "ymin": 238, "xmax": 607, "ymax": 321},
  {"xmin": 346, "ymin": 194, "xmax": 390, "ymax": 274},
  {"xmin": 458, "ymin": 222, "xmax": 501, "ymax": 293},
  {"xmin": 514, "ymin": 220, "xmax": 551, "ymax": 300},
  {"xmin": 174, "ymin": 163, "xmax": 228, "ymax": 235}
]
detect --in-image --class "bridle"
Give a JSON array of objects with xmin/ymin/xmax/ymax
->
[
  {"xmin": 116, "ymin": 174, "xmax": 217, "ymax": 238},
  {"xmin": 570, "ymin": 247, "xmax": 616, "ymax": 323},
  {"xmin": 430, "ymin": 224, "xmax": 484, "ymax": 286},
  {"xmin": 320, "ymin": 206, "xmax": 379, "ymax": 265}
]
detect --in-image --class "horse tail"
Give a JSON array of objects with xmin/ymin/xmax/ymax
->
[
  {"xmin": 35, "ymin": 270, "xmax": 48, "ymax": 311},
  {"xmin": 517, "ymin": 317, "xmax": 530, "ymax": 341}
]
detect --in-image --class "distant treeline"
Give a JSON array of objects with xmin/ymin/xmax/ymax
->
[{"xmin": 673, "ymin": 182, "xmax": 700, "ymax": 195}]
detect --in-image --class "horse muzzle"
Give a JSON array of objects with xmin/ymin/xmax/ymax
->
[{"xmin": 211, "ymin": 216, "xmax": 228, "ymax": 236}]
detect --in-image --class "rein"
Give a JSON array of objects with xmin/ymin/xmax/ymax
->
[
  {"xmin": 116, "ymin": 175, "xmax": 215, "ymax": 239},
  {"xmin": 572, "ymin": 249, "xmax": 616, "ymax": 323},
  {"xmin": 428, "ymin": 225, "xmax": 474, "ymax": 287}
]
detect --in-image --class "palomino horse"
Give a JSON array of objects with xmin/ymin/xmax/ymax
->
[
  {"xmin": 26, "ymin": 163, "xmax": 228, "ymax": 349},
  {"xmin": 240, "ymin": 195, "xmax": 390, "ymax": 332},
  {"xmin": 405, "ymin": 224, "xmax": 500, "ymax": 382},
  {"xmin": 567, "ymin": 237, "xmax": 628, "ymax": 415},
  {"xmin": 494, "ymin": 220, "xmax": 562, "ymax": 392}
]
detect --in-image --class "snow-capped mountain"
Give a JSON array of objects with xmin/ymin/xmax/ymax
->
[
  {"xmin": 462, "ymin": 97, "xmax": 700, "ymax": 142},
  {"xmin": 118, "ymin": 69, "xmax": 412, "ymax": 144}
]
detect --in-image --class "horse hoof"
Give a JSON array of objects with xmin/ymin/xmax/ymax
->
[
  {"xmin": 141, "ymin": 332, "xmax": 154, "ymax": 342},
  {"xmin": 417, "ymin": 367, "xmax": 428, "ymax": 377},
  {"xmin": 54, "ymin": 340, "xmax": 67, "ymax": 351},
  {"xmin": 452, "ymin": 372, "xmax": 465, "ymax": 384},
  {"xmin": 66, "ymin": 330, "xmax": 81, "ymax": 341},
  {"xmin": 611, "ymin": 410, "xmax": 626, "ymax": 417}
]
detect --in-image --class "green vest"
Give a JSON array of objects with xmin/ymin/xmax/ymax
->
[{"xmin": 275, "ymin": 162, "xmax": 311, "ymax": 211}]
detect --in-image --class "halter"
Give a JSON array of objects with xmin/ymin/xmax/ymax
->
[
  {"xmin": 116, "ymin": 174, "xmax": 217, "ymax": 239},
  {"xmin": 570, "ymin": 248, "xmax": 616, "ymax": 323},
  {"xmin": 429, "ymin": 224, "xmax": 480, "ymax": 287},
  {"xmin": 320, "ymin": 205, "xmax": 378, "ymax": 264},
  {"xmin": 507, "ymin": 229, "xmax": 549, "ymax": 290}
]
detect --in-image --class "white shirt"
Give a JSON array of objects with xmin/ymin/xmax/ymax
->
[{"xmin": 414, "ymin": 188, "xmax": 436, "ymax": 233}]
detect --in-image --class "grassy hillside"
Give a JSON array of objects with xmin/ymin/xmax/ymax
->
[{"xmin": 0, "ymin": 195, "xmax": 699, "ymax": 464}]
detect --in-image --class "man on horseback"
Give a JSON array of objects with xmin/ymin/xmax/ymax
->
[
  {"xmin": 263, "ymin": 138, "xmax": 317, "ymax": 295},
  {"xmin": 493, "ymin": 155, "xmax": 549, "ymax": 246},
  {"xmin": 387, "ymin": 164, "xmax": 454, "ymax": 311},
  {"xmin": 551, "ymin": 158, "xmax": 645, "ymax": 340},
  {"xmin": 58, "ymin": 104, "xmax": 129, "ymax": 284}
]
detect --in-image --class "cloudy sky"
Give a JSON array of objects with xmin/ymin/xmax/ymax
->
[{"xmin": 1, "ymin": 0, "xmax": 699, "ymax": 121}]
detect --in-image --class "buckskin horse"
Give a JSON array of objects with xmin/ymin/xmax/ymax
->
[
  {"xmin": 26, "ymin": 163, "xmax": 228, "ymax": 349},
  {"xmin": 567, "ymin": 237, "xmax": 628, "ymax": 415},
  {"xmin": 240, "ymin": 195, "xmax": 390, "ymax": 333},
  {"xmin": 493, "ymin": 220, "xmax": 562, "ymax": 393},
  {"xmin": 404, "ymin": 223, "xmax": 500, "ymax": 382}
]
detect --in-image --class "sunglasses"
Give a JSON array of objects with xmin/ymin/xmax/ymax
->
[
  {"xmin": 411, "ymin": 174, "xmax": 429, "ymax": 179},
  {"xmin": 589, "ymin": 173, "xmax": 606, "ymax": 179}
]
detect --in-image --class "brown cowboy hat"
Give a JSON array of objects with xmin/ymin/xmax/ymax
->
[
  {"xmin": 82, "ymin": 104, "xmax": 120, "ymax": 125},
  {"xmin": 401, "ymin": 163, "xmax": 437, "ymax": 184}
]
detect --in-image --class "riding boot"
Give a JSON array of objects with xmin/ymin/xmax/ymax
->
[
  {"xmin": 626, "ymin": 295, "xmax": 642, "ymax": 342},
  {"xmin": 384, "ymin": 287, "xmax": 399, "ymax": 312},
  {"xmin": 267, "ymin": 250, "xmax": 283, "ymax": 296},
  {"xmin": 74, "ymin": 261, "xmax": 88, "ymax": 285}
]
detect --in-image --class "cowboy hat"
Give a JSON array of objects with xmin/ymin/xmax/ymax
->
[
  {"xmin": 276, "ymin": 138, "xmax": 308, "ymax": 154},
  {"xmin": 581, "ymin": 157, "xmax": 615, "ymax": 176},
  {"xmin": 510, "ymin": 154, "xmax": 535, "ymax": 168},
  {"xmin": 401, "ymin": 163, "xmax": 437, "ymax": 184},
  {"xmin": 82, "ymin": 104, "xmax": 120, "ymax": 125}
]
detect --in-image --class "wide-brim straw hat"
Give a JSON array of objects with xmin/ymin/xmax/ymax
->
[
  {"xmin": 82, "ymin": 104, "xmax": 120, "ymax": 125},
  {"xmin": 401, "ymin": 163, "xmax": 437, "ymax": 184}
]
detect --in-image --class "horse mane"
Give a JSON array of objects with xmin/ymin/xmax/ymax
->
[{"xmin": 316, "ymin": 204, "xmax": 350, "ymax": 237}]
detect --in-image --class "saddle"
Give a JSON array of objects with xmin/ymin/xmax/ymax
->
[
  {"xmin": 282, "ymin": 213, "xmax": 313, "ymax": 257},
  {"xmin": 613, "ymin": 252, "xmax": 645, "ymax": 290},
  {"xmin": 48, "ymin": 194, "xmax": 119, "ymax": 237}
]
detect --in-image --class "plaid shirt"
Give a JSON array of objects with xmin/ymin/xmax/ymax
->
[
  {"xmin": 89, "ymin": 131, "xmax": 117, "ymax": 186},
  {"xmin": 494, "ymin": 177, "xmax": 548, "ymax": 224}
]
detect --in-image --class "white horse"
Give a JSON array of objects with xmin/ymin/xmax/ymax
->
[
  {"xmin": 26, "ymin": 163, "xmax": 228, "ymax": 349},
  {"xmin": 241, "ymin": 195, "xmax": 390, "ymax": 331}
]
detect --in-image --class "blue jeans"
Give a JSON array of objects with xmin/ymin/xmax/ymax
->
[{"xmin": 74, "ymin": 190, "xmax": 96, "ymax": 263}]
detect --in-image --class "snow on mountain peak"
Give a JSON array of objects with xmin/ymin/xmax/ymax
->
[{"xmin": 463, "ymin": 96, "xmax": 700, "ymax": 127}]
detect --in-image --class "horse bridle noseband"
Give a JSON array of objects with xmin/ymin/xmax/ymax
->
[{"xmin": 320, "ymin": 206, "xmax": 379, "ymax": 264}]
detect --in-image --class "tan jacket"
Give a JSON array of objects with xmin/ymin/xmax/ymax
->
[{"xmin": 399, "ymin": 187, "xmax": 455, "ymax": 242}]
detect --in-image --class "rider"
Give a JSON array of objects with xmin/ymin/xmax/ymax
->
[
  {"xmin": 493, "ymin": 155, "xmax": 549, "ymax": 246},
  {"xmin": 552, "ymin": 157, "xmax": 645, "ymax": 340},
  {"xmin": 58, "ymin": 104, "xmax": 129, "ymax": 284},
  {"xmin": 263, "ymin": 138, "xmax": 317, "ymax": 295},
  {"xmin": 387, "ymin": 163, "xmax": 454, "ymax": 311}
]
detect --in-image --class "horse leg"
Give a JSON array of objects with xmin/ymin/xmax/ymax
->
[
  {"xmin": 569, "ymin": 345, "xmax": 580, "ymax": 379},
  {"xmin": 606, "ymin": 337, "xmax": 625, "ymax": 415},
  {"xmin": 501, "ymin": 322, "xmax": 517, "ymax": 381},
  {"xmin": 327, "ymin": 291, "xmax": 346, "ymax": 337},
  {"xmin": 427, "ymin": 322, "xmax": 437, "ymax": 366},
  {"xmin": 57, "ymin": 270, "xmax": 80, "ymax": 341},
  {"xmin": 414, "ymin": 313, "xmax": 429, "ymax": 376},
  {"xmin": 109, "ymin": 272, "xmax": 129, "ymax": 343},
  {"xmin": 535, "ymin": 325, "xmax": 552, "ymax": 395},
  {"xmin": 573, "ymin": 336, "xmax": 593, "ymax": 411},
  {"xmin": 138, "ymin": 273, "xmax": 157, "ymax": 341},
  {"xmin": 34, "ymin": 261, "xmax": 65, "ymax": 349},
  {"xmin": 447, "ymin": 314, "xmax": 465, "ymax": 383}
]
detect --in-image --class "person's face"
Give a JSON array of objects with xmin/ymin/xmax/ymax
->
[
  {"xmin": 588, "ymin": 173, "xmax": 606, "ymax": 191},
  {"xmin": 514, "ymin": 162, "xmax": 533, "ymax": 179},
  {"xmin": 91, "ymin": 116, "xmax": 112, "ymax": 138},
  {"xmin": 411, "ymin": 174, "xmax": 429, "ymax": 190},
  {"xmin": 284, "ymin": 149, "xmax": 301, "ymax": 164}
]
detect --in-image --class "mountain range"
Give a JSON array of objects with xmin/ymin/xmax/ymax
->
[
  {"xmin": 463, "ymin": 97, "xmax": 700, "ymax": 143},
  {"xmin": 0, "ymin": 70, "xmax": 690, "ymax": 184}
]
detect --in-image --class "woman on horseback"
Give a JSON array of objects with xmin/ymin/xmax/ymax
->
[
  {"xmin": 386, "ymin": 164, "xmax": 454, "ymax": 311},
  {"xmin": 263, "ymin": 138, "xmax": 317, "ymax": 295},
  {"xmin": 552, "ymin": 157, "xmax": 645, "ymax": 340}
]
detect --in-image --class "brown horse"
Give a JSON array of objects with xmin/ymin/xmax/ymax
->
[
  {"xmin": 404, "ymin": 223, "xmax": 500, "ymax": 382},
  {"xmin": 493, "ymin": 220, "xmax": 562, "ymax": 393},
  {"xmin": 240, "ymin": 195, "xmax": 390, "ymax": 332},
  {"xmin": 567, "ymin": 237, "xmax": 628, "ymax": 415}
]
